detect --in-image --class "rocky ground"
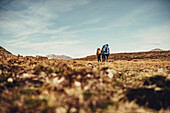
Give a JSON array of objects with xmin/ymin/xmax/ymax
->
[{"xmin": 0, "ymin": 47, "xmax": 170, "ymax": 113}]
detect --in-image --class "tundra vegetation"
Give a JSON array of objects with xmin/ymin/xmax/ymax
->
[{"xmin": 0, "ymin": 46, "xmax": 170, "ymax": 113}]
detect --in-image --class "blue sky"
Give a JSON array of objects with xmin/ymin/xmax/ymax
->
[{"xmin": 0, "ymin": 0, "xmax": 170, "ymax": 58}]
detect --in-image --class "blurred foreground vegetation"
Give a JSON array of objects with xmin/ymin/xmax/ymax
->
[{"xmin": 0, "ymin": 46, "xmax": 170, "ymax": 113}]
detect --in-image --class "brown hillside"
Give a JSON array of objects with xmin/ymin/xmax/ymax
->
[
  {"xmin": 78, "ymin": 51, "xmax": 170, "ymax": 61},
  {"xmin": 0, "ymin": 46, "xmax": 14, "ymax": 58}
]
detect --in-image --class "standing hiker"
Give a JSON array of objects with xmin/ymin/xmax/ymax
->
[
  {"xmin": 96, "ymin": 48, "xmax": 101, "ymax": 62},
  {"xmin": 102, "ymin": 44, "xmax": 110, "ymax": 62},
  {"xmin": 104, "ymin": 44, "xmax": 110, "ymax": 62},
  {"xmin": 101, "ymin": 45, "xmax": 105, "ymax": 62}
]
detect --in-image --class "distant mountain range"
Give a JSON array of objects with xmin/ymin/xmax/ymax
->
[
  {"xmin": 0, "ymin": 46, "xmax": 169, "ymax": 60},
  {"xmin": 151, "ymin": 48, "xmax": 164, "ymax": 51},
  {"xmin": 0, "ymin": 46, "xmax": 72, "ymax": 60},
  {"xmin": 46, "ymin": 54, "xmax": 72, "ymax": 60}
]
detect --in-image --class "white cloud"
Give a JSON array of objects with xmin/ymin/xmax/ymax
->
[
  {"xmin": 8, "ymin": 40, "xmax": 82, "ymax": 48},
  {"xmin": 0, "ymin": 0, "xmax": 92, "ymax": 57},
  {"xmin": 6, "ymin": 40, "xmax": 83, "ymax": 57},
  {"xmin": 0, "ymin": 0, "xmax": 90, "ymax": 37},
  {"xmin": 0, "ymin": 0, "xmax": 90, "ymax": 56},
  {"xmin": 132, "ymin": 22, "xmax": 170, "ymax": 49},
  {"xmin": 81, "ymin": 18, "xmax": 103, "ymax": 25},
  {"xmin": 74, "ymin": 2, "xmax": 160, "ymax": 32},
  {"xmin": 5, "ymin": 37, "xmax": 28, "ymax": 43}
]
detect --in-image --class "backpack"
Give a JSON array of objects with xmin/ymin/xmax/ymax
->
[
  {"xmin": 98, "ymin": 50, "xmax": 101, "ymax": 55},
  {"xmin": 105, "ymin": 47, "xmax": 108, "ymax": 53}
]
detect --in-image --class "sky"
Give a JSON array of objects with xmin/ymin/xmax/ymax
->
[{"xmin": 0, "ymin": 0, "xmax": 170, "ymax": 58}]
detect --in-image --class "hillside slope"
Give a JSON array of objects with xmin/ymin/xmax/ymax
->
[
  {"xmin": 0, "ymin": 46, "xmax": 13, "ymax": 57},
  {"xmin": 78, "ymin": 51, "xmax": 170, "ymax": 61}
]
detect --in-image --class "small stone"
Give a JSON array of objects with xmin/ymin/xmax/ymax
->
[
  {"xmin": 52, "ymin": 77, "xmax": 65, "ymax": 84},
  {"xmin": 64, "ymin": 88, "xmax": 75, "ymax": 96},
  {"xmin": 51, "ymin": 73, "xmax": 57, "ymax": 77},
  {"xmin": 87, "ymin": 63, "xmax": 93, "ymax": 68},
  {"xmin": 7, "ymin": 77, "xmax": 13, "ymax": 83},
  {"xmin": 107, "ymin": 69, "xmax": 115, "ymax": 79},
  {"xmin": 56, "ymin": 107, "xmax": 66, "ymax": 113},
  {"xmin": 22, "ymin": 73, "xmax": 35, "ymax": 78},
  {"xmin": 87, "ymin": 74, "xmax": 91, "ymax": 77},
  {"xmin": 158, "ymin": 68, "xmax": 164, "ymax": 73},
  {"xmin": 70, "ymin": 107, "xmax": 77, "ymax": 112},
  {"xmin": 84, "ymin": 86, "xmax": 89, "ymax": 90},
  {"xmin": 23, "ymin": 73, "xmax": 29, "ymax": 77},
  {"xmin": 40, "ymin": 71, "xmax": 46, "ymax": 77},
  {"xmin": 155, "ymin": 87, "xmax": 162, "ymax": 91},
  {"xmin": 74, "ymin": 81, "xmax": 81, "ymax": 87}
]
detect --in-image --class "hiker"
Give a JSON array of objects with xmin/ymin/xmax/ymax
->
[
  {"xmin": 104, "ymin": 44, "xmax": 110, "ymax": 62},
  {"xmin": 96, "ymin": 48, "xmax": 101, "ymax": 62},
  {"xmin": 102, "ymin": 44, "xmax": 110, "ymax": 62},
  {"xmin": 101, "ymin": 45, "xmax": 105, "ymax": 62}
]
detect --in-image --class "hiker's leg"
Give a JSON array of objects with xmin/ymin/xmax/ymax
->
[
  {"xmin": 103, "ymin": 55, "xmax": 105, "ymax": 62},
  {"xmin": 98, "ymin": 55, "xmax": 100, "ymax": 62},
  {"xmin": 107, "ymin": 54, "xmax": 109, "ymax": 62},
  {"xmin": 105, "ymin": 55, "xmax": 108, "ymax": 62}
]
